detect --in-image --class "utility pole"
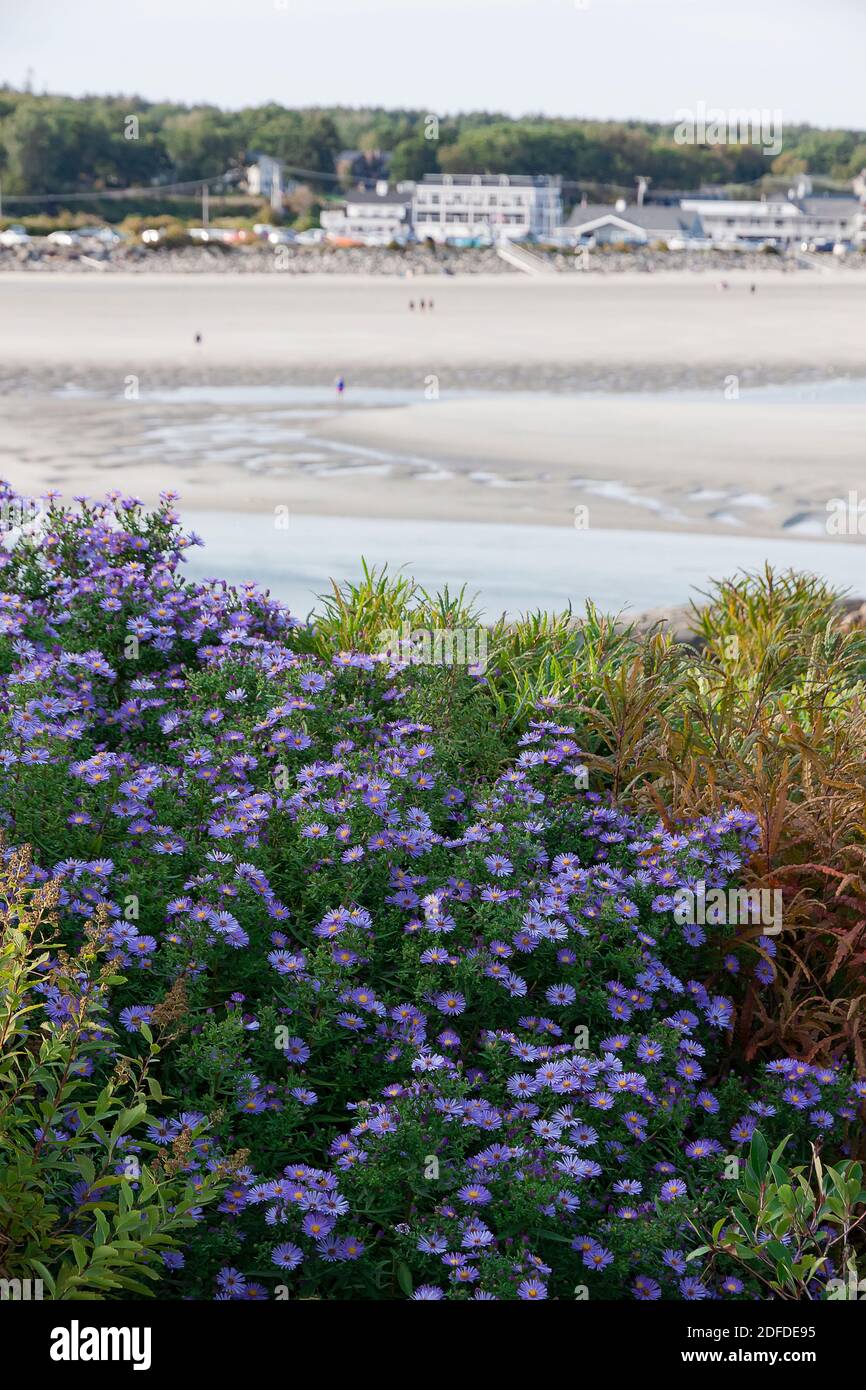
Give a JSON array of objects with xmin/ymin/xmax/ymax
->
[
  {"xmin": 270, "ymin": 166, "xmax": 283, "ymax": 214},
  {"xmin": 0, "ymin": 180, "xmax": 3, "ymax": 221},
  {"xmin": 202, "ymin": 182, "xmax": 209, "ymax": 228}
]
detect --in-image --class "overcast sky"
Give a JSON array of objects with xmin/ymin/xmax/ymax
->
[{"xmin": 2, "ymin": 0, "xmax": 864, "ymax": 128}]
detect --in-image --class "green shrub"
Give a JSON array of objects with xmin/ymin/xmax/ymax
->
[
  {"xmin": 0, "ymin": 846, "xmax": 227, "ymax": 1298},
  {"xmin": 688, "ymin": 1131, "xmax": 866, "ymax": 1299}
]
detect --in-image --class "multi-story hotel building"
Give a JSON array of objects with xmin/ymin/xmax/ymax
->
[{"xmin": 412, "ymin": 173, "xmax": 562, "ymax": 243}]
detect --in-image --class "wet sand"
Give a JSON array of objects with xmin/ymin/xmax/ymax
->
[{"xmin": 0, "ymin": 272, "xmax": 864, "ymax": 542}]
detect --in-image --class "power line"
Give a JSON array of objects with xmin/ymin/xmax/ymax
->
[
  {"xmin": 0, "ymin": 161, "xmax": 352, "ymax": 205},
  {"xmin": 1, "ymin": 178, "xmax": 225, "ymax": 203},
  {"xmin": 6, "ymin": 163, "xmax": 838, "ymax": 208}
]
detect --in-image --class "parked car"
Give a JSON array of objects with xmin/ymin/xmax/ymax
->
[
  {"xmin": 77, "ymin": 225, "xmax": 123, "ymax": 246},
  {"xmin": 190, "ymin": 228, "xmax": 239, "ymax": 244},
  {"xmin": 0, "ymin": 224, "xmax": 30, "ymax": 247},
  {"xmin": 267, "ymin": 228, "xmax": 296, "ymax": 244},
  {"xmin": 46, "ymin": 230, "xmax": 81, "ymax": 247},
  {"xmin": 667, "ymin": 236, "xmax": 714, "ymax": 251},
  {"xmin": 295, "ymin": 228, "xmax": 326, "ymax": 245}
]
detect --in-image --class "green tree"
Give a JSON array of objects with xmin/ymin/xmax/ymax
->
[
  {"xmin": 389, "ymin": 135, "xmax": 439, "ymax": 182},
  {"xmin": 161, "ymin": 109, "xmax": 242, "ymax": 181},
  {"xmin": 2, "ymin": 102, "xmax": 66, "ymax": 193}
]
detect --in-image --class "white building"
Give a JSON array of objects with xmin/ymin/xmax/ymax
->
[
  {"xmin": 244, "ymin": 153, "xmax": 291, "ymax": 207},
  {"xmin": 412, "ymin": 173, "xmax": 562, "ymax": 243},
  {"xmin": 560, "ymin": 178, "xmax": 863, "ymax": 250},
  {"xmin": 853, "ymin": 170, "xmax": 866, "ymax": 245},
  {"xmin": 320, "ymin": 182, "xmax": 413, "ymax": 245},
  {"xmin": 680, "ymin": 189, "xmax": 861, "ymax": 246}
]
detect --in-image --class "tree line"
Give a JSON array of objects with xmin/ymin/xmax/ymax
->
[{"xmin": 1, "ymin": 88, "xmax": 864, "ymax": 198}]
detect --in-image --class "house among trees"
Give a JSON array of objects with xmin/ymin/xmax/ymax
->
[
  {"xmin": 336, "ymin": 149, "xmax": 391, "ymax": 184},
  {"xmin": 243, "ymin": 153, "xmax": 292, "ymax": 202}
]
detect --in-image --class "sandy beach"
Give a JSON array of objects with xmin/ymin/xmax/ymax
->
[
  {"xmin": 2, "ymin": 269, "xmax": 866, "ymax": 375},
  {"xmin": 0, "ymin": 271, "xmax": 864, "ymax": 543}
]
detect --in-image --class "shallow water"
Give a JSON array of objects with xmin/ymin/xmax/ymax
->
[
  {"xmin": 181, "ymin": 510, "xmax": 866, "ymax": 619},
  {"xmin": 54, "ymin": 376, "xmax": 866, "ymax": 408},
  {"xmin": 38, "ymin": 374, "xmax": 866, "ymax": 611},
  {"xmin": 73, "ymin": 376, "xmax": 866, "ymax": 499}
]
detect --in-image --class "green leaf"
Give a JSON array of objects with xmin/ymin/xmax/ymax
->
[
  {"xmin": 89, "ymin": 1244, "xmax": 121, "ymax": 1263},
  {"xmin": 108, "ymin": 1102, "xmax": 147, "ymax": 1149},
  {"xmin": 770, "ymin": 1134, "xmax": 792, "ymax": 1166},
  {"xmin": 395, "ymin": 1261, "xmax": 414, "ymax": 1298},
  {"xmin": 28, "ymin": 1260, "xmax": 56, "ymax": 1297},
  {"xmin": 748, "ymin": 1130, "xmax": 768, "ymax": 1179},
  {"xmin": 767, "ymin": 1240, "xmax": 792, "ymax": 1269}
]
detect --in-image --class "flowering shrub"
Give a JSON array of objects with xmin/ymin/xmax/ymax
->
[{"xmin": 0, "ymin": 486, "xmax": 863, "ymax": 1301}]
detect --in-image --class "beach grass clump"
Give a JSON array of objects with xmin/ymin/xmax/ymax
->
[
  {"xmin": 0, "ymin": 486, "xmax": 863, "ymax": 1301},
  {"xmin": 300, "ymin": 559, "xmax": 483, "ymax": 660}
]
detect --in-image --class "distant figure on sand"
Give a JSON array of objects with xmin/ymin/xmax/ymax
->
[
  {"xmin": 428, "ymin": 299, "xmax": 434, "ymax": 311},
  {"xmin": 335, "ymin": 374, "xmax": 345, "ymax": 401},
  {"xmin": 419, "ymin": 298, "xmax": 426, "ymax": 312},
  {"xmin": 194, "ymin": 333, "xmax": 202, "ymax": 345},
  {"xmin": 751, "ymin": 284, "xmax": 757, "ymax": 294},
  {"xmin": 409, "ymin": 300, "xmax": 414, "ymax": 311}
]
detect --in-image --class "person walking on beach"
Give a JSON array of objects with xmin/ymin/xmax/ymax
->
[
  {"xmin": 335, "ymin": 374, "xmax": 345, "ymax": 402},
  {"xmin": 409, "ymin": 299, "xmax": 415, "ymax": 311},
  {"xmin": 419, "ymin": 298, "xmax": 426, "ymax": 312}
]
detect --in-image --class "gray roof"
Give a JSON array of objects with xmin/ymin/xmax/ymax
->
[
  {"xmin": 566, "ymin": 203, "xmax": 699, "ymax": 232},
  {"xmin": 798, "ymin": 197, "xmax": 860, "ymax": 217},
  {"xmin": 345, "ymin": 189, "xmax": 411, "ymax": 206},
  {"xmin": 565, "ymin": 203, "xmax": 616, "ymax": 225}
]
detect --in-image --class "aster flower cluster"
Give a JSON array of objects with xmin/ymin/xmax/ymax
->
[{"xmin": 0, "ymin": 486, "xmax": 862, "ymax": 1302}]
